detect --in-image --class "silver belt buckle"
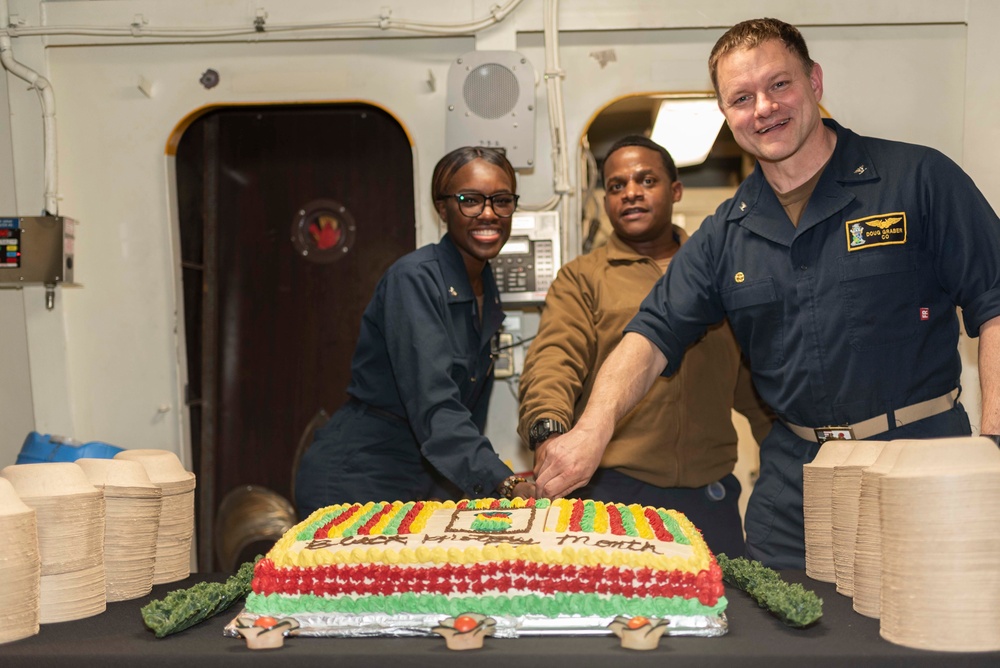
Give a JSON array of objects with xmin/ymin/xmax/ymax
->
[{"xmin": 814, "ymin": 426, "xmax": 856, "ymax": 444}]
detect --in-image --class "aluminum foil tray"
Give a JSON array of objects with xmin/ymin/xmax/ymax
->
[{"xmin": 225, "ymin": 610, "xmax": 727, "ymax": 638}]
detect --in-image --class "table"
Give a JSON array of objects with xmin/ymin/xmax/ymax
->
[{"xmin": 1, "ymin": 571, "xmax": 997, "ymax": 667}]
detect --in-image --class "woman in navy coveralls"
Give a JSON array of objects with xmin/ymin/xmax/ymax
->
[{"xmin": 295, "ymin": 147, "xmax": 534, "ymax": 518}]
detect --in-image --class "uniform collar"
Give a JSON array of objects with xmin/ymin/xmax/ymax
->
[
  {"xmin": 436, "ymin": 234, "xmax": 476, "ymax": 302},
  {"xmin": 723, "ymin": 118, "xmax": 878, "ymax": 243},
  {"xmin": 605, "ymin": 225, "xmax": 688, "ymax": 262},
  {"xmin": 435, "ymin": 234, "xmax": 504, "ymax": 334}
]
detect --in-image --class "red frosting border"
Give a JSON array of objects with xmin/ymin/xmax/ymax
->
[{"xmin": 253, "ymin": 559, "xmax": 724, "ymax": 606}]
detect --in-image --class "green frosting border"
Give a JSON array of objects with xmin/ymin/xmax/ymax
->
[{"xmin": 246, "ymin": 591, "xmax": 726, "ymax": 618}]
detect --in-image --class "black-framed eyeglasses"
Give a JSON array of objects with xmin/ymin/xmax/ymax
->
[{"xmin": 438, "ymin": 193, "xmax": 519, "ymax": 218}]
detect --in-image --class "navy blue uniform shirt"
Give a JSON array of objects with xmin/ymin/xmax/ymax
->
[
  {"xmin": 628, "ymin": 119, "xmax": 1000, "ymax": 428},
  {"xmin": 626, "ymin": 119, "xmax": 1000, "ymax": 567}
]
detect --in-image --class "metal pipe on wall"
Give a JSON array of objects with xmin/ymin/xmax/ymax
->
[{"xmin": 0, "ymin": 0, "xmax": 59, "ymax": 216}]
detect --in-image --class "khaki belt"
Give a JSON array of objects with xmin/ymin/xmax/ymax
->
[{"xmin": 782, "ymin": 389, "xmax": 959, "ymax": 443}]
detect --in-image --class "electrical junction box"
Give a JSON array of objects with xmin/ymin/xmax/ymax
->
[
  {"xmin": 0, "ymin": 216, "xmax": 76, "ymax": 286},
  {"xmin": 493, "ymin": 332, "xmax": 515, "ymax": 379}
]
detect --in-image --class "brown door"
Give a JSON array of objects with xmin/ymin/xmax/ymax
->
[{"xmin": 176, "ymin": 104, "xmax": 415, "ymax": 569}]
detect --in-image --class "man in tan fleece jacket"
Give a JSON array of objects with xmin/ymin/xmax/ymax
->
[{"xmin": 518, "ymin": 135, "xmax": 772, "ymax": 557}]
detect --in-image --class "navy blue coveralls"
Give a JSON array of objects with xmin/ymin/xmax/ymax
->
[
  {"xmin": 295, "ymin": 235, "xmax": 513, "ymax": 518},
  {"xmin": 627, "ymin": 119, "xmax": 1000, "ymax": 568}
]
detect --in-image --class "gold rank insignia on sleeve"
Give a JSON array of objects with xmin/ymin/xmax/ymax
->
[{"xmin": 846, "ymin": 211, "xmax": 907, "ymax": 251}]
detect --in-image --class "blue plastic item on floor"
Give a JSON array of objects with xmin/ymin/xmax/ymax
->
[{"xmin": 15, "ymin": 432, "xmax": 125, "ymax": 465}]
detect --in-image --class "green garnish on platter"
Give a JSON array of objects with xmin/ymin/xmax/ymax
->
[
  {"xmin": 141, "ymin": 557, "xmax": 261, "ymax": 638},
  {"xmin": 717, "ymin": 554, "xmax": 823, "ymax": 628}
]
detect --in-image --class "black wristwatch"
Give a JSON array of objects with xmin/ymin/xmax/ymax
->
[
  {"xmin": 528, "ymin": 418, "xmax": 567, "ymax": 451},
  {"xmin": 981, "ymin": 434, "xmax": 1000, "ymax": 448}
]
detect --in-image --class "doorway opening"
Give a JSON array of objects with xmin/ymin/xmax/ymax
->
[{"xmin": 174, "ymin": 103, "xmax": 415, "ymax": 569}]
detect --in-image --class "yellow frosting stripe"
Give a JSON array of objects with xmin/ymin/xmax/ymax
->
[
  {"xmin": 552, "ymin": 498, "xmax": 572, "ymax": 532},
  {"xmin": 408, "ymin": 500, "xmax": 441, "ymax": 533},
  {"xmin": 279, "ymin": 540, "xmax": 710, "ymax": 572},
  {"xmin": 628, "ymin": 504, "xmax": 655, "ymax": 539},
  {"xmin": 593, "ymin": 501, "xmax": 609, "ymax": 533}
]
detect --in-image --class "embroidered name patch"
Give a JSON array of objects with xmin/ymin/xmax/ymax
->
[{"xmin": 846, "ymin": 212, "xmax": 907, "ymax": 251}]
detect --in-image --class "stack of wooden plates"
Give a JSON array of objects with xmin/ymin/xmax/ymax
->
[
  {"xmin": 802, "ymin": 439, "xmax": 855, "ymax": 582},
  {"xmin": 879, "ymin": 436, "xmax": 1000, "ymax": 652},
  {"xmin": 114, "ymin": 449, "xmax": 196, "ymax": 584},
  {"xmin": 831, "ymin": 441, "xmax": 885, "ymax": 597},
  {"xmin": 852, "ymin": 440, "xmax": 906, "ymax": 619},
  {"xmin": 76, "ymin": 458, "xmax": 163, "ymax": 601},
  {"xmin": 0, "ymin": 477, "xmax": 40, "ymax": 644},
  {"xmin": 0, "ymin": 463, "xmax": 106, "ymax": 623}
]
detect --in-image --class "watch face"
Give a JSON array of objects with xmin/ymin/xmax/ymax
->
[{"xmin": 531, "ymin": 419, "xmax": 564, "ymax": 446}]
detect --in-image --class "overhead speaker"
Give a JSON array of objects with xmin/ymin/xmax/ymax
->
[{"xmin": 446, "ymin": 51, "xmax": 536, "ymax": 169}]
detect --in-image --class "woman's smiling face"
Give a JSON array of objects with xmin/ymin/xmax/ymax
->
[{"xmin": 436, "ymin": 158, "xmax": 515, "ymax": 268}]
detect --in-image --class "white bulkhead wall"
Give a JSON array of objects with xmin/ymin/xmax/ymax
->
[{"xmin": 0, "ymin": 0, "xmax": 998, "ymax": 470}]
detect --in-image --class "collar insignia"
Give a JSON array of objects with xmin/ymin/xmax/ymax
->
[
  {"xmin": 448, "ymin": 286, "xmax": 458, "ymax": 297},
  {"xmin": 854, "ymin": 165, "xmax": 867, "ymax": 175},
  {"xmin": 739, "ymin": 201, "xmax": 747, "ymax": 212}
]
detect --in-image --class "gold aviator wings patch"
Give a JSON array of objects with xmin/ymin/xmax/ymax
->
[{"xmin": 867, "ymin": 216, "xmax": 903, "ymax": 230}]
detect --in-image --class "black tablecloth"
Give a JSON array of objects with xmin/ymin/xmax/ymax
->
[{"xmin": 1, "ymin": 571, "xmax": 997, "ymax": 667}]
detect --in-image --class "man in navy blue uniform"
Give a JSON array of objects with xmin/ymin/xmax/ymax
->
[{"xmin": 534, "ymin": 18, "xmax": 1000, "ymax": 568}]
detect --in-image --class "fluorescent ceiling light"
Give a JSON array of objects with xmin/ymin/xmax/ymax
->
[{"xmin": 649, "ymin": 98, "xmax": 725, "ymax": 168}]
